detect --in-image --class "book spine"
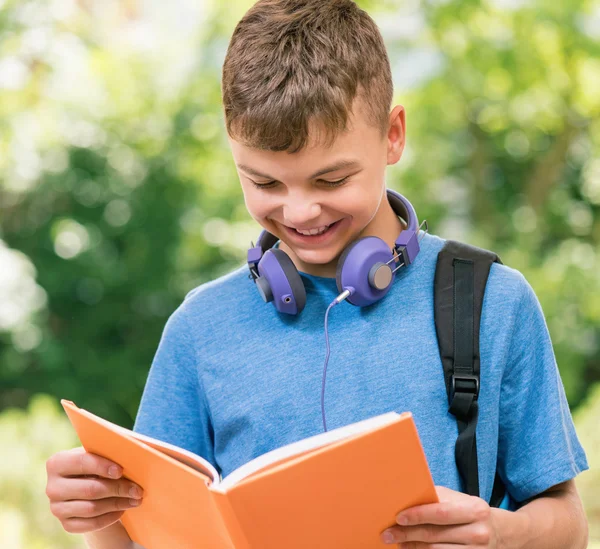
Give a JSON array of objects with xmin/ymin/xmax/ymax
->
[{"xmin": 210, "ymin": 490, "xmax": 252, "ymax": 549}]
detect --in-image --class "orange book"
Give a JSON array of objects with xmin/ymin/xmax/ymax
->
[{"xmin": 61, "ymin": 399, "xmax": 438, "ymax": 549}]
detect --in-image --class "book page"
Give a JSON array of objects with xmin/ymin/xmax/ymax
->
[
  {"xmin": 217, "ymin": 411, "xmax": 401, "ymax": 491},
  {"xmin": 126, "ymin": 428, "xmax": 220, "ymax": 483},
  {"xmin": 83, "ymin": 410, "xmax": 220, "ymax": 483}
]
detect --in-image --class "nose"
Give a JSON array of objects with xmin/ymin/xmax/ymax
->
[{"xmin": 283, "ymin": 194, "xmax": 322, "ymax": 227}]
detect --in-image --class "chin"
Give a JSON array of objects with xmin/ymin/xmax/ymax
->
[
  {"xmin": 296, "ymin": 249, "xmax": 338, "ymax": 264},
  {"xmin": 283, "ymin": 241, "xmax": 345, "ymax": 266}
]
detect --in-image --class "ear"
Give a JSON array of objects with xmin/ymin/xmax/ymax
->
[{"xmin": 387, "ymin": 105, "xmax": 406, "ymax": 166}]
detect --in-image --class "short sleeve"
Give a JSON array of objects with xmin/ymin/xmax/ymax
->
[
  {"xmin": 497, "ymin": 275, "xmax": 589, "ymax": 503},
  {"xmin": 133, "ymin": 302, "xmax": 217, "ymax": 473}
]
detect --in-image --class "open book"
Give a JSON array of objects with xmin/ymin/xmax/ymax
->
[{"xmin": 61, "ymin": 399, "xmax": 438, "ymax": 549}]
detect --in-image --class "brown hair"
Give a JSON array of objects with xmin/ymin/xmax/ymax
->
[{"xmin": 221, "ymin": 0, "xmax": 393, "ymax": 153}]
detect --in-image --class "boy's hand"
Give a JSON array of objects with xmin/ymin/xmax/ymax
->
[
  {"xmin": 380, "ymin": 486, "xmax": 499, "ymax": 548},
  {"xmin": 45, "ymin": 446, "xmax": 144, "ymax": 534}
]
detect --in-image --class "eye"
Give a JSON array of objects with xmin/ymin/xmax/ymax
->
[
  {"xmin": 249, "ymin": 176, "xmax": 349, "ymax": 190},
  {"xmin": 319, "ymin": 176, "xmax": 349, "ymax": 187},
  {"xmin": 251, "ymin": 180, "xmax": 278, "ymax": 189}
]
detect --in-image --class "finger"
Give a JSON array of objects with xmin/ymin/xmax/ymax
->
[
  {"xmin": 47, "ymin": 447, "xmax": 123, "ymax": 479},
  {"xmin": 62, "ymin": 510, "xmax": 124, "ymax": 534},
  {"xmin": 398, "ymin": 541, "xmax": 464, "ymax": 549},
  {"xmin": 395, "ymin": 497, "xmax": 490, "ymax": 526},
  {"xmin": 46, "ymin": 476, "xmax": 143, "ymax": 502},
  {"xmin": 51, "ymin": 496, "xmax": 142, "ymax": 520},
  {"xmin": 382, "ymin": 521, "xmax": 492, "ymax": 546}
]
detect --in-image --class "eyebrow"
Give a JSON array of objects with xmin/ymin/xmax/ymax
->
[{"xmin": 237, "ymin": 159, "xmax": 361, "ymax": 181}]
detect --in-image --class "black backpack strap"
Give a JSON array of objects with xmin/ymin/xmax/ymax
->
[{"xmin": 434, "ymin": 240, "xmax": 507, "ymax": 507}]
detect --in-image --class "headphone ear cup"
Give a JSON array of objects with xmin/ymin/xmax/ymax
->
[
  {"xmin": 336, "ymin": 236, "xmax": 396, "ymax": 307},
  {"xmin": 264, "ymin": 248, "xmax": 307, "ymax": 314}
]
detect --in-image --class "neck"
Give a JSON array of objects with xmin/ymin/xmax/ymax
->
[{"xmin": 279, "ymin": 197, "xmax": 405, "ymax": 279}]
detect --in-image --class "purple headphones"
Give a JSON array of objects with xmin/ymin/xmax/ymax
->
[{"xmin": 247, "ymin": 189, "xmax": 421, "ymax": 315}]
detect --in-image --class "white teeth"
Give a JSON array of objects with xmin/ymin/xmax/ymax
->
[{"xmin": 296, "ymin": 225, "xmax": 330, "ymax": 236}]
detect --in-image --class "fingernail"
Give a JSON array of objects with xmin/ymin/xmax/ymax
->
[
  {"xmin": 109, "ymin": 466, "xmax": 121, "ymax": 478},
  {"xmin": 381, "ymin": 531, "xmax": 395, "ymax": 543},
  {"xmin": 129, "ymin": 486, "xmax": 142, "ymax": 498},
  {"xmin": 129, "ymin": 498, "xmax": 141, "ymax": 506}
]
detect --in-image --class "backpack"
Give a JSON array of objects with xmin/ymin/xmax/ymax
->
[{"xmin": 433, "ymin": 239, "xmax": 507, "ymax": 508}]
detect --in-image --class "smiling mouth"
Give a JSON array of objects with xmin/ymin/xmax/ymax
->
[
  {"xmin": 289, "ymin": 223, "xmax": 335, "ymax": 236},
  {"xmin": 279, "ymin": 219, "xmax": 344, "ymax": 241}
]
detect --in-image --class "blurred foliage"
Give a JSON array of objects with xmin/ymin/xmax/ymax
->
[
  {"xmin": 0, "ymin": 394, "xmax": 85, "ymax": 549},
  {"xmin": 0, "ymin": 0, "xmax": 253, "ymax": 425},
  {"xmin": 574, "ymin": 383, "xmax": 600, "ymax": 543},
  {"xmin": 0, "ymin": 0, "xmax": 598, "ymax": 546}
]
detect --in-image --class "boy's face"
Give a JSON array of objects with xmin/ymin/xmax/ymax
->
[{"xmin": 229, "ymin": 98, "xmax": 406, "ymax": 278}]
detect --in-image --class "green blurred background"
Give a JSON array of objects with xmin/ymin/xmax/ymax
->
[{"xmin": 0, "ymin": 0, "xmax": 598, "ymax": 546}]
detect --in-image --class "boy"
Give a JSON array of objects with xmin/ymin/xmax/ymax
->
[{"xmin": 45, "ymin": 1, "xmax": 589, "ymax": 547}]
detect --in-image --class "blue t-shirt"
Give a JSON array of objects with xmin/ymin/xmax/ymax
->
[{"xmin": 133, "ymin": 232, "xmax": 588, "ymax": 508}]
